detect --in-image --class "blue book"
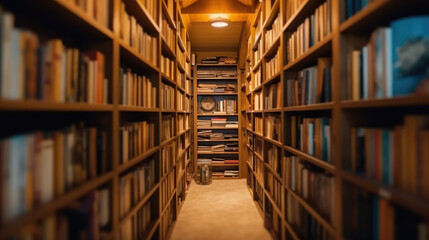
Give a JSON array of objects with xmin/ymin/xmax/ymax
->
[
  {"xmin": 361, "ymin": 0, "xmax": 368, "ymax": 8},
  {"xmin": 382, "ymin": 129, "xmax": 390, "ymax": 184},
  {"xmin": 346, "ymin": 0, "xmax": 354, "ymax": 18},
  {"xmin": 391, "ymin": 16, "xmax": 429, "ymax": 96},
  {"xmin": 308, "ymin": 122, "xmax": 314, "ymax": 156},
  {"xmin": 355, "ymin": 0, "xmax": 361, "ymax": 14}
]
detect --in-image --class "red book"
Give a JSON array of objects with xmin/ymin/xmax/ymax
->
[{"xmin": 225, "ymin": 160, "xmax": 239, "ymax": 164}]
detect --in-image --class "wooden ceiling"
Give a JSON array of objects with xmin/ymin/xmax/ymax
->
[
  {"xmin": 181, "ymin": 0, "xmax": 254, "ymax": 13},
  {"xmin": 190, "ymin": 21, "xmax": 244, "ymax": 51},
  {"xmin": 181, "ymin": 0, "xmax": 256, "ymax": 52}
]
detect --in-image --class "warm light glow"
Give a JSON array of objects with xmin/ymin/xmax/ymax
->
[
  {"xmin": 211, "ymin": 21, "xmax": 228, "ymax": 28},
  {"xmin": 210, "ymin": 16, "xmax": 229, "ymax": 28}
]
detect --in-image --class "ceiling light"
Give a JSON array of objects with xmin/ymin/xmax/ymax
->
[{"xmin": 210, "ymin": 17, "xmax": 229, "ymax": 28}]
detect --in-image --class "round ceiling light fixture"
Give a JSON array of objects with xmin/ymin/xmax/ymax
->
[{"xmin": 210, "ymin": 17, "xmax": 229, "ymax": 28}]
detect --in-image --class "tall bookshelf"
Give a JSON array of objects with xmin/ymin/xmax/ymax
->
[
  {"xmin": 193, "ymin": 63, "xmax": 243, "ymax": 179},
  {"xmin": 0, "ymin": 0, "xmax": 194, "ymax": 239},
  {"xmin": 242, "ymin": 0, "xmax": 429, "ymax": 239}
]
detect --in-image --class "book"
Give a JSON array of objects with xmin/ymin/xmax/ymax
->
[
  {"xmin": 265, "ymin": 81, "xmax": 282, "ymax": 109},
  {"xmin": 266, "ymin": 114, "xmax": 281, "ymax": 141},
  {"xmin": 265, "ymin": 50, "xmax": 280, "ymax": 80},
  {"xmin": 120, "ymin": 121, "xmax": 155, "ymax": 163},
  {"xmin": 120, "ymin": 68, "xmax": 157, "ymax": 108},
  {"xmin": 1, "ymin": 123, "xmax": 108, "ymax": 222}
]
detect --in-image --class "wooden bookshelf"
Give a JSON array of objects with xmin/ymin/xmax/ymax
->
[
  {"xmin": 240, "ymin": 0, "xmax": 429, "ymax": 239},
  {"xmin": 193, "ymin": 63, "xmax": 243, "ymax": 179},
  {"xmin": 0, "ymin": 0, "xmax": 194, "ymax": 239}
]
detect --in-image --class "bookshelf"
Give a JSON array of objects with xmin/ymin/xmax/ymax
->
[
  {"xmin": 0, "ymin": 0, "xmax": 194, "ymax": 239},
  {"xmin": 241, "ymin": 0, "xmax": 429, "ymax": 239},
  {"xmin": 193, "ymin": 63, "xmax": 243, "ymax": 179}
]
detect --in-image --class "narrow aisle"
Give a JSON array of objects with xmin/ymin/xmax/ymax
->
[{"xmin": 170, "ymin": 179, "xmax": 271, "ymax": 240}]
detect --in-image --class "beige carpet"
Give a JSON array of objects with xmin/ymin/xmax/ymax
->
[{"xmin": 169, "ymin": 179, "xmax": 272, "ymax": 240}]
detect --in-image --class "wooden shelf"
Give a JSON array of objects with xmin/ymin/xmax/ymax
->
[
  {"xmin": 197, "ymin": 113, "xmax": 238, "ymax": 116},
  {"xmin": 161, "ymin": 0, "xmax": 176, "ymax": 30},
  {"xmin": 196, "ymin": 92, "xmax": 238, "ymax": 96},
  {"xmin": 283, "ymin": 102, "xmax": 334, "ymax": 111},
  {"xmin": 197, "ymin": 139, "xmax": 238, "ymax": 142},
  {"xmin": 284, "ymin": 0, "xmax": 326, "ymax": 32},
  {"xmin": 263, "ymin": 36, "xmax": 281, "ymax": 60},
  {"xmin": 263, "ymin": 71, "xmax": 281, "ymax": 86},
  {"xmin": 119, "ymin": 146, "xmax": 160, "ymax": 173},
  {"xmin": 118, "ymin": 106, "xmax": 160, "ymax": 112},
  {"xmin": 341, "ymin": 96, "xmax": 429, "ymax": 109},
  {"xmin": 197, "ymin": 64, "xmax": 238, "ymax": 67},
  {"xmin": 120, "ymin": 183, "xmax": 160, "ymax": 222},
  {"xmin": 263, "ymin": 0, "xmax": 280, "ymax": 29},
  {"xmin": 264, "ymin": 137, "xmax": 283, "ymax": 147},
  {"xmin": 197, "ymin": 127, "xmax": 238, "ymax": 130},
  {"xmin": 284, "ymin": 146, "xmax": 335, "ymax": 173},
  {"xmin": 212, "ymin": 163, "xmax": 240, "ymax": 167},
  {"xmin": 197, "ymin": 77, "xmax": 239, "ymax": 80},
  {"xmin": 0, "ymin": 172, "xmax": 113, "ymax": 239},
  {"xmin": 0, "ymin": 100, "xmax": 114, "ymax": 112},
  {"xmin": 119, "ymin": 39, "xmax": 159, "ymax": 73},
  {"xmin": 161, "ymin": 36, "xmax": 176, "ymax": 59},
  {"xmin": 283, "ymin": 34, "xmax": 332, "ymax": 72},
  {"xmin": 197, "ymin": 152, "xmax": 239, "ymax": 155},
  {"xmin": 341, "ymin": 171, "xmax": 429, "ymax": 219}
]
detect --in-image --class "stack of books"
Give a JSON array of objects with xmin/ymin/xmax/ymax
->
[
  {"xmin": 224, "ymin": 170, "xmax": 239, "ymax": 177},
  {"xmin": 197, "ymin": 119, "xmax": 211, "ymax": 127},
  {"xmin": 210, "ymin": 133, "xmax": 225, "ymax": 140},
  {"xmin": 201, "ymin": 57, "xmax": 218, "ymax": 64},
  {"xmin": 213, "ymin": 171, "xmax": 224, "ymax": 177},
  {"xmin": 197, "ymin": 84, "xmax": 236, "ymax": 93},
  {"xmin": 211, "ymin": 144, "xmax": 225, "ymax": 152},
  {"xmin": 197, "ymin": 130, "xmax": 212, "ymax": 139},
  {"xmin": 197, "ymin": 146, "xmax": 212, "ymax": 151},
  {"xmin": 212, "ymin": 158, "xmax": 225, "ymax": 164},
  {"xmin": 211, "ymin": 118, "xmax": 227, "ymax": 127},
  {"xmin": 225, "ymin": 120, "xmax": 238, "ymax": 127},
  {"xmin": 225, "ymin": 159, "xmax": 239, "ymax": 164},
  {"xmin": 218, "ymin": 57, "xmax": 237, "ymax": 64},
  {"xmin": 224, "ymin": 134, "xmax": 239, "ymax": 140},
  {"xmin": 225, "ymin": 142, "xmax": 239, "ymax": 152}
]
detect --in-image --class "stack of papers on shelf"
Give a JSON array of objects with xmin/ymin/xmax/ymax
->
[
  {"xmin": 224, "ymin": 134, "xmax": 238, "ymax": 140},
  {"xmin": 224, "ymin": 170, "xmax": 239, "ymax": 177},
  {"xmin": 211, "ymin": 118, "xmax": 227, "ymax": 127},
  {"xmin": 225, "ymin": 121, "xmax": 238, "ymax": 127},
  {"xmin": 197, "ymin": 119, "xmax": 211, "ymax": 127},
  {"xmin": 211, "ymin": 144, "xmax": 225, "ymax": 152},
  {"xmin": 210, "ymin": 133, "xmax": 225, "ymax": 140},
  {"xmin": 201, "ymin": 57, "xmax": 218, "ymax": 64},
  {"xmin": 218, "ymin": 57, "xmax": 237, "ymax": 64},
  {"xmin": 197, "ymin": 84, "xmax": 236, "ymax": 93}
]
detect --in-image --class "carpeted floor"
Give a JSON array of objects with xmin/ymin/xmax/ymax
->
[{"xmin": 169, "ymin": 179, "xmax": 272, "ymax": 240}]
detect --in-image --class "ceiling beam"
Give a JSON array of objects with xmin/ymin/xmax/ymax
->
[{"xmin": 182, "ymin": 0, "xmax": 252, "ymax": 14}]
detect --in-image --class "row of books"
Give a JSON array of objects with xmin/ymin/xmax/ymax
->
[
  {"xmin": 265, "ymin": 13, "xmax": 281, "ymax": 51},
  {"xmin": 120, "ymin": 121, "xmax": 155, "ymax": 164},
  {"xmin": 178, "ymin": 133, "xmax": 190, "ymax": 153},
  {"xmin": 161, "ymin": 83, "xmax": 175, "ymax": 110},
  {"xmin": 197, "ymin": 130, "xmax": 238, "ymax": 140},
  {"xmin": 177, "ymin": 92, "xmax": 190, "ymax": 111},
  {"xmin": 286, "ymin": 192, "xmax": 334, "ymax": 240},
  {"xmin": 266, "ymin": 114, "xmax": 282, "ymax": 141},
  {"xmin": 119, "ymin": 2, "xmax": 158, "ymax": 66},
  {"xmin": 290, "ymin": 116, "xmax": 332, "ymax": 162},
  {"xmin": 197, "ymin": 144, "xmax": 238, "ymax": 152},
  {"xmin": 9, "ymin": 189, "xmax": 110, "ymax": 239},
  {"xmin": 0, "ymin": 13, "xmax": 108, "ymax": 103},
  {"xmin": 161, "ymin": 170, "xmax": 175, "ymax": 209},
  {"xmin": 285, "ymin": 58, "xmax": 332, "ymax": 106},
  {"xmin": 347, "ymin": 16, "xmax": 429, "ymax": 100},
  {"xmin": 213, "ymin": 170, "xmax": 239, "ymax": 178},
  {"xmin": 211, "ymin": 158, "xmax": 239, "ymax": 164},
  {"xmin": 161, "ymin": 55, "xmax": 175, "ymax": 80},
  {"xmin": 285, "ymin": 156, "xmax": 334, "ymax": 223},
  {"xmin": 197, "ymin": 84, "xmax": 236, "ymax": 93},
  {"xmin": 119, "ymin": 158, "xmax": 156, "ymax": 218},
  {"xmin": 266, "ymin": 171, "xmax": 282, "ymax": 208},
  {"xmin": 161, "ymin": 114, "xmax": 175, "ymax": 142},
  {"xmin": 286, "ymin": 0, "xmax": 332, "ymax": 63},
  {"xmin": 197, "ymin": 118, "xmax": 238, "ymax": 128},
  {"xmin": 139, "ymin": 0, "xmax": 158, "ymax": 21},
  {"xmin": 343, "ymin": 184, "xmax": 428, "ymax": 240},
  {"xmin": 266, "ymin": 144, "xmax": 281, "ymax": 176},
  {"xmin": 196, "ymin": 70, "xmax": 237, "ymax": 79},
  {"xmin": 213, "ymin": 99, "xmax": 237, "ymax": 114},
  {"xmin": 255, "ymin": 115, "xmax": 263, "ymax": 135},
  {"xmin": 349, "ymin": 115, "xmax": 429, "ymax": 199},
  {"xmin": 285, "ymin": 0, "xmax": 306, "ymax": 23},
  {"xmin": 120, "ymin": 199, "xmax": 153, "ymax": 240},
  {"xmin": 255, "ymin": 181, "xmax": 264, "ymax": 207},
  {"xmin": 1, "ymin": 122, "xmax": 108, "ymax": 221},
  {"xmin": 177, "ymin": 47, "xmax": 186, "ymax": 69},
  {"xmin": 161, "ymin": 199, "xmax": 175, "ymax": 239},
  {"xmin": 254, "ymin": 13, "xmax": 263, "ymax": 45},
  {"xmin": 164, "ymin": 0, "xmax": 175, "ymax": 18},
  {"xmin": 265, "ymin": 81, "xmax": 282, "ymax": 109},
  {"xmin": 265, "ymin": 201, "xmax": 282, "ymax": 240},
  {"xmin": 254, "ymin": 91, "xmax": 263, "ymax": 110},
  {"xmin": 177, "ymin": 115, "xmax": 190, "ymax": 132},
  {"xmin": 200, "ymin": 56, "xmax": 237, "ymax": 65},
  {"xmin": 70, "ymin": 0, "xmax": 110, "ymax": 27},
  {"xmin": 161, "ymin": 15, "xmax": 175, "ymax": 51},
  {"xmin": 266, "ymin": 50, "xmax": 280, "ymax": 80},
  {"xmin": 120, "ymin": 68, "xmax": 157, "ymax": 108},
  {"xmin": 254, "ymin": 39, "xmax": 263, "ymax": 64},
  {"xmin": 252, "ymin": 68, "xmax": 262, "ymax": 91},
  {"xmin": 161, "ymin": 141, "xmax": 176, "ymax": 177}
]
